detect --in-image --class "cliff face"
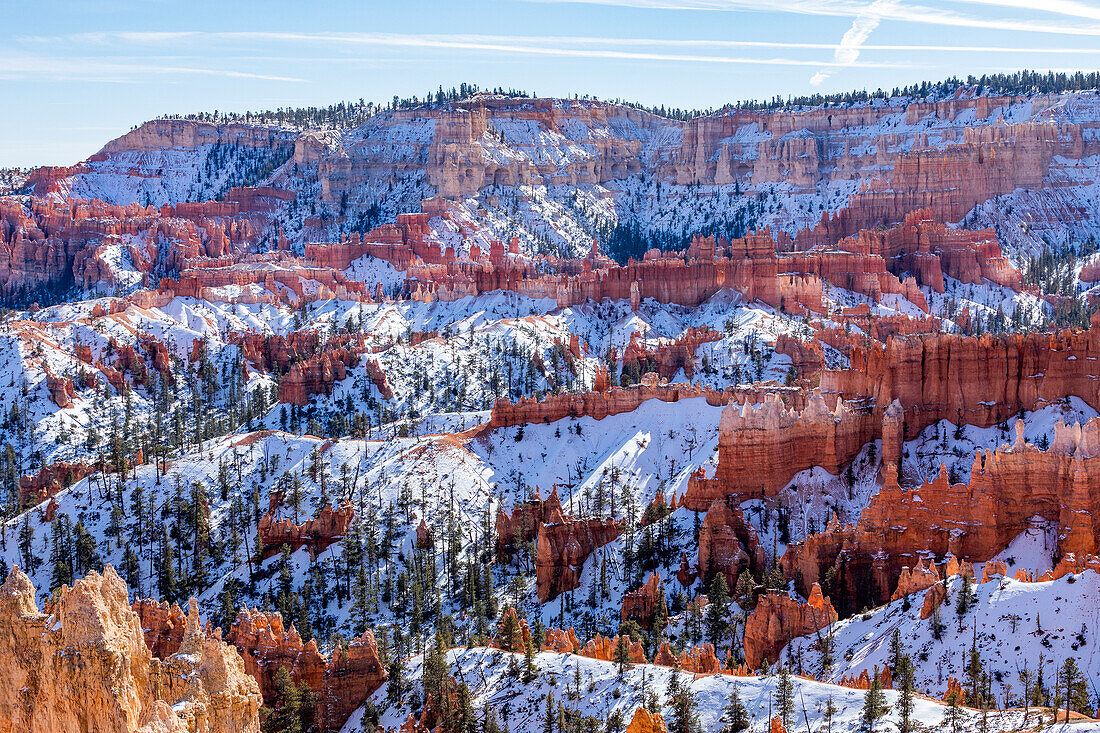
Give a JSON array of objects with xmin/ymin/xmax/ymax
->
[
  {"xmin": 785, "ymin": 418, "xmax": 1100, "ymax": 614},
  {"xmin": 743, "ymin": 584, "xmax": 838, "ymax": 669},
  {"xmin": 687, "ymin": 320, "xmax": 1100, "ymax": 521},
  {"xmin": 535, "ymin": 518, "xmax": 622, "ymax": 602},
  {"xmin": 682, "ymin": 391, "xmax": 879, "ymax": 508},
  {"xmin": 0, "ymin": 566, "xmax": 261, "ymax": 733},
  {"xmin": 823, "ymin": 319, "xmax": 1100, "ymax": 440},
  {"xmin": 38, "ymin": 92, "xmax": 1100, "ymax": 257}
]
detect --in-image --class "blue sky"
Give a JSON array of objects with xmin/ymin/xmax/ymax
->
[{"xmin": 5, "ymin": 0, "xmax": 1100, "ymax": 167}]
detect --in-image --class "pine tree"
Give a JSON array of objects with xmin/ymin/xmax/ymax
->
[
  {"xmin": 543, "ymin": 693, "xmax": 555, "ymax": 733},
  {"xmin": 822, "ymin": 697, "xmax": 837, "ymax": 733},
  {"xmin": 666, "ymin": 672, "xmax": 699, "ymax": 733},
  {"xmin": 887, "ymin": 629, "xmax": 903, "ymax": 673},
  {"xmin": 706, "ymin": 573, "xmax": 730, "ymax": 647},
  {"xmin": 894, "ymin": 654, "xmax": 915, "ymax": 733},
  {"xmin": 775, "ymin": 668, "xmax": 795, "ymax": 728},
  {"xmin": 263, "ymin": 666, "xmax": 302, "ymax": 733},
  {"xmin": 1062, "ymin": 657, "xmax": 1090, "ymax": 720},
  {"xmin": 965, "ymin": 629, "xmax": 984, "ymax": 707},
  {"xmin": 387, "ymin": 653, "xmax": 406, "ymax": 704},
  {"xmin": 720, "ymin": 686, "xmax": 749, "ymax": 733},
  {"xmin": 423, "ymin": 632, "xmax": 448, "ymax": 703},
  {"xmin": 943, "ymin": 688, "xmax": 965, "ymax": 733},
  {"xmin": 859, "ymin": 670, "xmax": 887, "ymax": 733},
  {"xmin": 157, "ymin": 526, "xmax": 176, "ymax": 602},
  {"xmin": 614, "ymin": 634, "xmax": 632, "ymax": 677},
  {"xmin": 500, "ymin": 609, "xmax": 520, "ymax": 652}
]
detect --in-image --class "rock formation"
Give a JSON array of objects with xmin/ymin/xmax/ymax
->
[
  {"xmin": 625, "ymin": 707, "xmax": 667, "ymax": 733},
  {"xmin": 257, "ymin": 501, "xmax": 354, "ymax": 559},
  {"xmin": 535, "ymin": 518, "xmax": 621, "ymax": 602},
  {"xmin": 0, "ymin": 565, "xmax": 261, "ymax": 732},
  {"xmin": 132, "ymin": 597, "xmax": 188, "ymax": 658},
  {"xmin": 652, "ymin": 641, "xmax": 724, "ymax": 675},
  {"xmin": 620, "ymin": 572, "xmax": 666, "ymax": 629},
  {"xmin": 542, "ymin": 628, "xmax": 582, "ymax": 654},
  {"xmin": 697, "ymin": 499, "xmax": 764, "ymax": 587},
  {"xmin": 785, "ymin": 418, "xmax": 1100, "ymax": 613},
  {"xmin": 496, "ymin": 486, "xmax": 564, "ymax": 551},
  {"xmin": 579, "ymin": 634, "xmax": 646, "ymax": 664},
  {"xmin": 742, "ymin": 584, "xmax": 838, "ymax": 669},
  {"xmin": 225, "ymin": 607, "xmax": 386, "ymax": 732}
]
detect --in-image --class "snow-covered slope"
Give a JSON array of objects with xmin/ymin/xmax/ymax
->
[
  {"xmin": 784, "ymin": 571, "xmax": 1100, "ymax": 708},
  {"xmin": 344, "ymin": 646, "xmax": 1071, "ymax": 733}
]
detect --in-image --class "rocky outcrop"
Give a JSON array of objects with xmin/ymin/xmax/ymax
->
[
  {"xmin": 697, "ymin": 499, "xmax": 764, "ymax": 587},
  {"xmin": 827, "ymin": 208, "xmax": 1021, "ymax": 292},
  {"xmin": 542, "ymin": 628, "xmax": 582, "ymax": 654},
  {"xmin": 889, "ymin": 558, "xmax": 941, "ymax": 602},
  {"xmin": 742, "ymin": 584, "xmax": 837, "ymax": 669},
  {"xmin": 620, "ymin": 327, "xmax": 722, "ymax": 380},
  {"xmin": 225, "ymin": 607, "xmax": 328, "ymax": 704},
  {"xmin": 226, "ymin": 607, "xmax": 386, "ymax": 732},
  {"xmin": 489, "ymin": 607, "xmax": 532, "ymax": 652},
  {"xmin": 132, "ymin": 597, "xmax": 188, "ymax": 658},
  {"xmin": 0, "ymin": 195, "xmax": 257, "ymax": 296},
  {"xmin": 625, "ymin": 707, "xmax": 667, "ymax": 733},
  {"xmin": 257, "ymin": 501, "xmax": 354, "ymax": 559},
  {"xmin": 18, "ymin": 461, "xmax": 96, "ymax": 508},
  {"xmin": 322, "ymin": 630, "xmax": 388, "ymax": 732},
  {"xmin": 682, "ymin": 391, "xmax": 879, "ymax": 507},
  {"xmin": 652, "ymin": 641, "xmax": 724, "ymax": 675},
  {"xmin": 496, "ymin": 486, "xmax": 564, "ymax": 551},
  {"xmin": 823, "ymin": 318, "xmax": 1100, "ymax": 442},
  {"xmin": 535, "ymin": 518, "xmax": 622, "ymax": 602},
  {"xmin": 278, "ymin": 349, "xmax": 360, "ymax": 406},
  {"xmin": 0, "ymin": 565, "xmax": 261, "ymax": 733},
  {"xmin": 839, "ymin": 666, "xmax": 893, "ymax": 691},
  {"xmin": 488, "ymin": 382, "xmax": 721, "ymax": 430},
  {"xmin": 620, "ymin": 572, "xmax": 666, "ymax": 629},
  {"xmin": 579, "ymin": 634, "xmax": 646, "ymax": 664},
  {"xmin": 688, "ymin": 320, "xmax": 1100, "ymax": 517},
  {"xmin": 415, "ymin": 518, "xmax": 434, "ymax": 549}
]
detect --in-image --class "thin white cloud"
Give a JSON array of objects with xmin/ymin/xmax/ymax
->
[
  {"xmin": 520, "ymin": 0, "xmax": 1100, "ymax": 36},
  {"xmin": 27, "ymin": 30, "xmax": 1100, "ymax": 55},
  {"xmin": 18, "ymin": 31, "xmax": 914, "ymax": 70},
  {"xmin": 953, "ymin": 0, "xmax": 1100, "ymax": 22},
  {"xmin": 811, "ymin": 0, "xmax": 897, "ymax": 86},
  {"xmin": 0, "ymin": 52, "xmax": 305, "ymax": 83}
]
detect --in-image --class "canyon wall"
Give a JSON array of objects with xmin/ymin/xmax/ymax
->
[{"xmin": 784, "ymin": 418, "xmax": 1100, "ymax": 614}]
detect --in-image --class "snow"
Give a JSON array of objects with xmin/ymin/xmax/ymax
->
[
  {"xmin": 784, "ymin": 571, "xmax": 1100, "ymax": 707},
  {"xmin": 343, "ymin": 646, "xmax": 1030, "ymax": 733}
]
